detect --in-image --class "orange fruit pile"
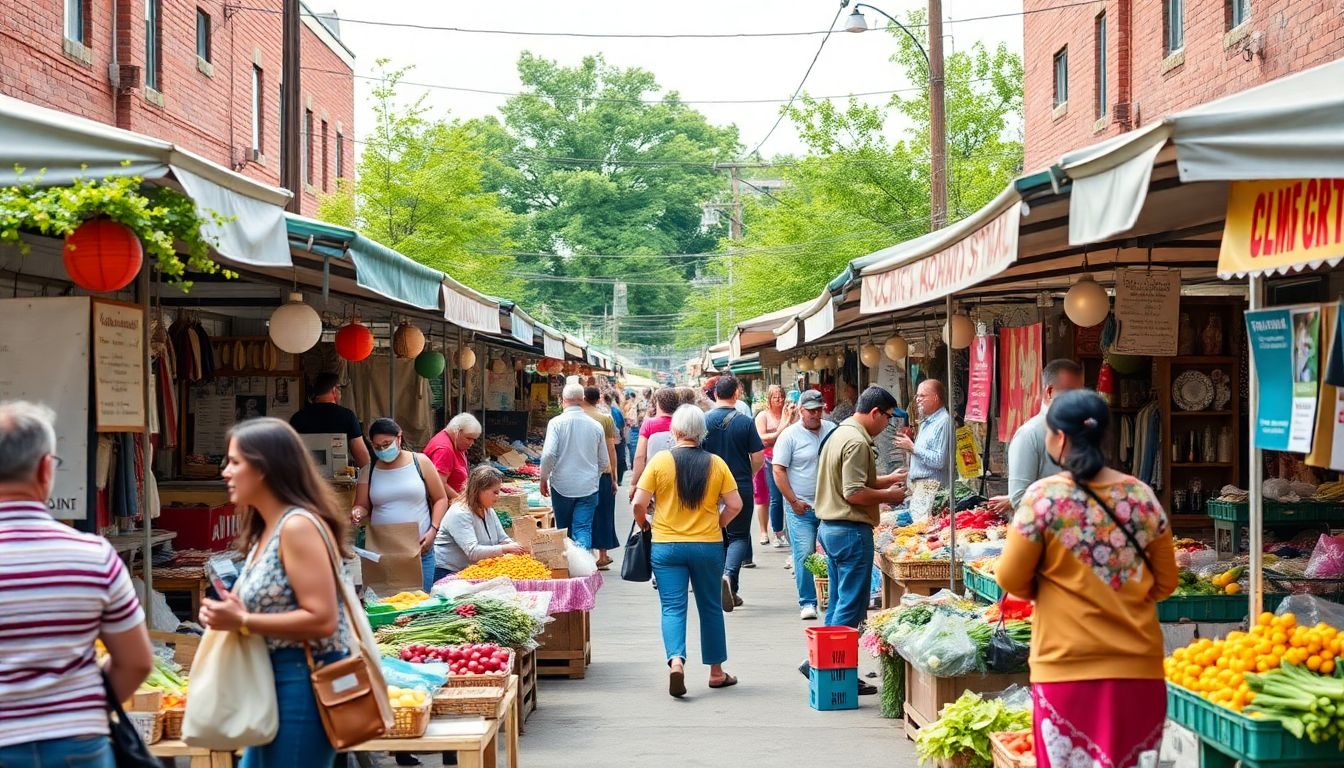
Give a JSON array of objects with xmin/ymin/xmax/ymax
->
[
  {"xmin": 458, "ymin": 553, "xmax": 551, "ymax": 581},
  {"xmin": 1165, "ymin": 612, "xmax": 1342, "ymax": 712}
]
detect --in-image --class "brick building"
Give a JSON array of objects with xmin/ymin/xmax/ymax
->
[
  {"xmin": 0, "ymin": 1, "xmax": 355, "ymax": 215},
  {"xmin": 1023, "ymin": 0, "xmax": 1344, "ymax": 170}
]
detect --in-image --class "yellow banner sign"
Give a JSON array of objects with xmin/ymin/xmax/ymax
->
[{"xmin": 1219, "ymin": 179, "xmax": 1344, "ymax": 277}]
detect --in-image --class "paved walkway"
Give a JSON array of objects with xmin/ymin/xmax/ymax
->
[{"xmin": 520, "ymin": 481, "xmax": 922, "ymax": 768}]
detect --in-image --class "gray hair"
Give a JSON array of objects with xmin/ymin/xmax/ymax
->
[
  {"xmin": 670, "ymin": 403, "xmax": 707, "ymax": 444},
  {"xmin": 562, "ymin": 383, "xmax": 585, "ymax": 403},
  {"xmin": 0, "ymin": 401, "xmax": 57, "ymax": 483},
  {"xmin": 446, "ymin": 412, "xmax": 482, "ymax": 437}
]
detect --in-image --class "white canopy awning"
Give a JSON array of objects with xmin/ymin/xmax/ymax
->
[
  {"xmin": 441, "ymin": 277, "xmax": 501, "ymax": 335},
  {"xmin": 728, "ymin": 299, "xmax": 813, "ymax": 359}
]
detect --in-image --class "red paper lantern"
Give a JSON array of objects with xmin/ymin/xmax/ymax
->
[
  {"xmin": 63, "ymin": 218, "xmax": 143, "ymax": 293},
  {"xmin": 335, "ymin": 318, "xmax": 374, "ymax": 362}
]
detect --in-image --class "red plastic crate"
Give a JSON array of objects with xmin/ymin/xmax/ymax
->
[
  {"xmin": 805, "ymin": 626, "xmax": 859, "ymax": 670},
  {"xmin": 156, "ymin": 504, "xmax": 238, "ymax": 551}
]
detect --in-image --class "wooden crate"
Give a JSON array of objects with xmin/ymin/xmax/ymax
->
[
  {"xmin": 536, "ymin": 609, "xmax": 591, "ymax": 679},
  {"xmin": 512, "ymin": 646, "xmax": 538, "ymax": 733},
  {"xmin": 902, "ymin": 662, "xmax": 1030, "ymax": 741},
  {"xmin": 990, "ymin": 732, "xmax": 1036, "ymax": 768}
]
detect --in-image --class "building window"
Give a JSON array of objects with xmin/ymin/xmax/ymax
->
[
  {"xmin": 64, "ymin": 0, "xmax": 86, "ymax": 43},
  {"xmin": 1229, "ymin": 0, "xmax": 1250, "ymax": 28},
  {"xmin": 1165, "ymin": 0, "xmax": 1185, "ymax": 54},
  {"xmin": 1095, "ymin": 14, "xmax": 1107, "ymax": 119},
  {"xmin": 335, "ymin": 132, "xmax": 344, "ymax": 178},
  {"xmin": 144, "ymin": 0, "xmax": 161, "ymax": 91},
  {"xmin": 303, "ymin": 109, "xmax": 314, "ymax": 186},
  {"xmin": 1053, "ymin": 47, "xmax": 1068, "ymax": 107},
  {"xmin": 196, "ymin": 9, "xmax": 211, "ymax": 62},
  {"xmin": 251, "ymin": 66, "xmax": 263, "ymax": 155},
  {"xmin": 320, "ymin": 120, "xmax": 329, "ymax": 191}
]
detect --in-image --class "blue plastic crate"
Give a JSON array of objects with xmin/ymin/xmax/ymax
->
[{"xmin": 809, "ymin": 666, "xmax": 858, "ymax": 711}]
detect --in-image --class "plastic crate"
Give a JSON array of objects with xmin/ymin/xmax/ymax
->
[
  {"xmin": 962, "ymin": 564, "xmax": 1004, "ymax": 604},
  {"xmin": 1166, "ymin": 683, "xmax": 1343, "ymax": 765},
  {"xmin": 1156, "ymin": 593, "xmax": 1289, "ymax": 622},
  {"xmin": 805, "ymin": 626, "xmax": 859, "ymax": 670},
  {"xmin": 808, "ymin": 666, "xmax": 858, "ymax": 711},
  {"xmin": 365, "ymin": 596, "xmax": 447, "ymax": 628},
  {"xmin": 1205, "ymin": 498, "xmax": 1344, "ymax": 524}
]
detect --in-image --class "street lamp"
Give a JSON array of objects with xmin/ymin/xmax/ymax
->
[{"xmin": 842, "ymin": 1, "xmax": 947, "ymax": 230}]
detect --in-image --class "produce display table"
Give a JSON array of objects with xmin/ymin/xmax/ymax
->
[
  {"xmin": 513, "ymin": 646, "xmax": 538, "ymax": 731},
  {"xmin": 1166, "ymin": 682, "xmax": 1342, "ymax": 767},
  {"xmin": 902, "ymin": 662, "xmax": 1029, "ymax": 741},
  {"xmin": 148, "ymin": 741, "xmax": 229, "ymax": 768},
  {"xmin": 876, "ymin": 553, "xmax": 901, "ymax": 609},
  {"xmin": 353, "ymin": 675, "xmax": 520, "ymax": 768},
  {"xmin": 536, "ymin": 609, "xmax": 591, "ymax": 679},
  {"xmin": 135, "ymin": 566, "xmax": 211, "ymax": 617},
  {"xmin": 880, "ymin": 555, "xmax": 960, "ymax": 604}
]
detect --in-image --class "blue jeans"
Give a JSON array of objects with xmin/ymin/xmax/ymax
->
[
  {"xmin": 0, "ymin": 735, "xmax": 114, "ymax": 768},
  {"xmin": 627, "ymin": 437, "xmax": 638, "ymax": 467},
  {"xmin": 651, "ymin": 542, "xmax": 728, "ymax": 665},
  {"xmin": 420, "ymin": 548, "xmax": 436, "ymax": 592},
  {"xmin": 241, "ymin": 648, "xmax": 346, "ymax": 768},
  {"xmin": 785, "ymin": 506, "xmax": 821, "ymax": 607},
  {"xmin": 764, "ymin": 460, "xmax": 785, "ymax": 534},
  {"xmin": 818, "ymin": 520, "xmax": 875, "ymax": 629},
  {"xmin": 551, "ymin": 491, "xmax": 598, "ymax": 550},
  {"xmin": 722, "ymin": 492, "xmax": 754, "ymax": 593}
]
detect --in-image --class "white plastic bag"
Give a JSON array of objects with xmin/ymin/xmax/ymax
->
[
  {"xmin": 565, "ymin": 542, "xmax": 598, "ymax": 577},
  {"xmin": 181, "ymin": 628, "xmax": 277, "ymax": 749},
  {"xmin": 131, "ymin": 577, "xmax": 181, "ymax": 632}
]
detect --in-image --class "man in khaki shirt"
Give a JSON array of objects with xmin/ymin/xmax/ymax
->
[{"xmin": 806, "ymin": 386, "xmax": 907, "ymax": 692}]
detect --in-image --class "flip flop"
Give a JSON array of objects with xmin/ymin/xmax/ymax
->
[
  {"xmin": 669, "ymin": 669, "xmax": 687, "ymax": 698},
  {"xmin": 708, "ymin": 674, "xmax": 738, "ymax": 689}
]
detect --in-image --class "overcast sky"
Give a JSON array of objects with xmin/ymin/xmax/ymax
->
[{"xmin": 319, "ymin": 0, "xmax": 1025, "ymax": 159}]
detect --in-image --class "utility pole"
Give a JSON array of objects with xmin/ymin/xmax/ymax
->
[
  {"xmin": 281, "ymin": 0, "xmax": 301, "ymax": 213},
  {"xmin": 927, "ymin": 0, "xmax": 948, "ymax": 230},
  {"xmin": 612, "ymin": 281, "xmax": 626, "ymax": 379}
]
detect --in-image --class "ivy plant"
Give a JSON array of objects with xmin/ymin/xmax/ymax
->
[{"xmin": 0, "ymin": 167, "xmax": 236, "ymax": 290}]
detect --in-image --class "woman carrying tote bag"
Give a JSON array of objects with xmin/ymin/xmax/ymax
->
[{"xmin": 192, "ymin": 417, "xmax": 379, "ymax": 767}]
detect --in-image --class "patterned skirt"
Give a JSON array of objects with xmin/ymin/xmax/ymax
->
[{"xmin": 1032, "ymin": 679, "xmax": 1166, "ymax": 768}]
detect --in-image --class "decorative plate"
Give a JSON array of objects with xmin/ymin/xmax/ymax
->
[
  {"xmin": 1211, "ymin": 369, "xmax": 1232, "ymax": 410},
  {"xmin": 1173, "ymin": 370, "xmax": 1215, "ymax": 411}
]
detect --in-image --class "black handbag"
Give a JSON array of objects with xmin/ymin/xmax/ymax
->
[
  {"xmin": 620, "ymin": 521, "xmax": 653, "ymax": 582},
  {"xmin": 102, "ymin": 674, "xmax": 160, "ymax": 768},
  {"xmin": 987, "ymin": 614, "xmax": 1030, "ymax": 673}
]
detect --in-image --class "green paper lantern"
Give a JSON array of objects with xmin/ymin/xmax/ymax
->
[{"xmin": 414, "ymin": 349, "xmax": 446, "ymax": 379}]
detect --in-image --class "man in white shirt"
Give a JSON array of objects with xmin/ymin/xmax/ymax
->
[
  {"xmin": 540, "ymin": 383, "xmax": 610, "ymax": 550},
  {"xmin": 772, "ymin": 390, "xmax": 837, "ymax": 620},
  {"xmin": 1007, "ymin": 359, "xmax": 1084, "ymax": 506}
]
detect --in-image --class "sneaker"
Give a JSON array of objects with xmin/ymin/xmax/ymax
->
[
  {"xmin": 784, "ymin": 559, "xmax": 793, "ymax": 570},
  {"xmin": 772, "ymin": 536, "xmax": 787, "ymax": 549},
  {"xmin": 742, "ymin": 561, "xmax": 756, "ymax": 569},
  {"xmin": 721, "ymin": 576, "xmax": 735, "ymax": 613},
  {"xmin": 858, "ymin": 680, "xmax": 879, "ymax": 696},
  {"xmin": 759, "ymin": 535, "xmax": 770, "ymax": 545},
  {"xmin": 800, "ymin": 605, "xmax": 818, "ymax": 620}
]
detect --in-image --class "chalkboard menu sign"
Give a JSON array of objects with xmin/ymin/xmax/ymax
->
[{"xmin": 480, "ymin": 409, "xmax": 529, "ymax": 442}]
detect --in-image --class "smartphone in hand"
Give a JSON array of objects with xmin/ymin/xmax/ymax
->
[{"xmin": 205, "ymin": 555, "xmax": 240, "ymax": 597}]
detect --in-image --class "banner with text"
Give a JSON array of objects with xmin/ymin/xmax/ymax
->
[
  {"xmin": 998, "ymin": 323, "xmax": 1042, "ymax": 442},
  {"xmin": 1219, "ymin": 179, "xmax": 1344, "ymax": 278},
  {"xmin": 966, "ymin": 334, "xmax": 995, "ymax": 423},
  {"xmin": 1246, "ymin": 305, "xmax": 1321, "ymax": 452}
]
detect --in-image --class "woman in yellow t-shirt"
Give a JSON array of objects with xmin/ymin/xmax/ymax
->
[{"xmin": 633, "ymin": 404, "xmax": 744, "ymax": 698}]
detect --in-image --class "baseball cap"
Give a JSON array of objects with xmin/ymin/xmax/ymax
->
[{"xmin": 798, "ymin": 390, "xmax": 825, "ymax": 410}]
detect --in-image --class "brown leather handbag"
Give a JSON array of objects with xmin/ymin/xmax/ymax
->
[{"xmin": 293, "ymin": 510, "xmax": 394, "ymax": 749}]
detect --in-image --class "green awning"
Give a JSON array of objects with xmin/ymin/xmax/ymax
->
[{"xmin": 285, "ymin": 214, "xmax": 445, "ymax": 311}]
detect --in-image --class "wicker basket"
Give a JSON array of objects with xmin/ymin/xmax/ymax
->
[
  {"xmin": 989, "ymin": 732, "xmax": 1036, "ymax": 768},
  {"xmin": 432, "ymin": 686, "xmax": 504, "ymax": 718},
  {"xmin": 126, "ymin": 711, "xmax": 163, "ymax": 745},
  {"xmin": 444, "ymin": 649, "xmax": 514, "ymax": 691},
  {"xmin": 388, "ymin": 701, "xmax": 432, "ymax": 739},
  {"xmin": 162, "ymin": 707, "xmax": 185, "ymax": 740},
  {"xmin": 814, "ymin": 576, "xmax": 829, "ymax": 610},
  {"xmin": 892, "ymin": 559, "xmax": 952, "ymax": 582}
]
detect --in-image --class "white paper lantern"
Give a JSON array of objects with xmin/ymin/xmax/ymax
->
[
  {"xmin": 267, "ymin": 292, "xmax": 322, "ymax": 354},
  {"xmin": 860, "ymin": 343, "xmax": 881, "ymax": 367},
  {"xmin": 797, "ymin": 356, "xmax": 813, "ymax": 372},
  {"xmin": 392, "ymin": 322, "xmax": 426, "ymax": 359},
  {"xmin": 883, "ymin": 334, "xmax": 908, "ymax": 361},
  {"xmin": 1064, "ymin": 274, "xmax": 1110, "ymax": 328},
  {"xmin": 458, "ymin": 346, "xmax": 477, "ymax": 369},
  {"xmin": 812, "ymin": 354, "xmax": 828, "ymax": 370},
  {"xmin": 942, "ymin": 313, "xmax": 974, "ymax": 349}
]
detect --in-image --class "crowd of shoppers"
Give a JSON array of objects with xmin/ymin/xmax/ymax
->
[{"xmin": 753, "ymin": 385, "xmax": 792, "ymax": 549}]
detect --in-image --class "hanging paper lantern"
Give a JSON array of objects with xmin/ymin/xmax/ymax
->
[
  {"xmin": 458, "ymin": 346, "xmax": 477, "ymax": 370},
  {"xmin": 491, "ymin": 357, "xmax": 508, "ymax": 374},
  {"xmin": 797, "ymin": 356, "xmax": 812, "ymax": 372},
  {"xmin": 335, "ymin": 317, "xmax": 374, "ymax": 362},
  {"xmin": 392, "ymin": 322, "xmax": 426, "ymax": 359},
  {"xmin": 1064, "ymin": 275, "xmax": 1110, "ymax": 328},
  {"xmin": 884, "ymin": 334, "xmax": 908, "ymax": 361},
  {"xmin": 414, "ymin": 349, "xmax": 446, "ymax": 379},
  {"xmin": 268, "ymin": 292, "xmax": 322, "ymax": 354},
  {"xmin": 812, "ymin": 354, "xmax": 828, "ymax": 370},
  {"xmin": 580, "ymin": 365, "xmax": 593, "ymax": 376},
  {"xmin": 942, "ymin": 314, "xmax": 974, "ymax": 349},
  {"xmin": 63, "ymin": 218, "xmax": 143, "ymax": 293},
  {"xmin": 1096, "ymin": 362, "xmax": 1116, "ymax": 404},
  {"xmin": 860, "ymin": 344, "xmax": 881, "ymax": 368}
]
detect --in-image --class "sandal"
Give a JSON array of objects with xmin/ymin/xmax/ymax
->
[
  {"xmin": 669, "ymin": 666, "xmax": 687, "ymax": 698},
  {"xmin": 708, "ymin": 674, "xmax": 738, "ymax": 689}
]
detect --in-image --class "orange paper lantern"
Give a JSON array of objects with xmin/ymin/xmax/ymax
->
[
  {"xmin": 63, "ymin": 218, "xmax": 143, "ymax": 293},
  {"xmin": 335, "ymin": 318, "xmax": 374, "ymax": 361}
]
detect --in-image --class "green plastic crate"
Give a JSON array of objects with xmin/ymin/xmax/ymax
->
[
  {"xmin": 1205, "ymin": 498, "xmax": 1344, "ymax": 524},
  {"xmin": 1157, "ymin": 593, "xmax": 1289, "ymax": 623},
  {"xmin": 365, "ymin": 596, "xmax": 447, "ymax": 628},
  {"xmin": 1166, "ymin": 683, "xmax": 1344, "ymax": 766},
  {"xmin": 961, "ymin": 564, "xmax": 1003, "ymax": 603}
]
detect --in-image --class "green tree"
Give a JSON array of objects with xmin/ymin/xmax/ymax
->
[
  {"xmin": 472, "ymin": 53, "xmax": 740, "ymax": 345},
  {"xmin": 316, "ymin": 63, "xmax": 521, "ymax": 299}
]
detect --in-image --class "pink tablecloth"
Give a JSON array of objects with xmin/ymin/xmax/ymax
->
[{"xmin": 443, "ymin": 571, "xmax": 604, "ymax": 614}]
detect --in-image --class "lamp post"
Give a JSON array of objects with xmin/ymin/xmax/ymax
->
[{"xmin": 843, "ymin": 1, "xmax": 947, "ymax": 230}]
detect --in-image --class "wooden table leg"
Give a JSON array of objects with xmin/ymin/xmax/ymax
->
[
  {"xmin": 458, "ymin": 747, "xmax": 484, "ymax": 768},
  {"xmin": 207, "ymin": 753, "xmax": 232, "ymax": 768},
  {"xmin": 483, "ymin": 733, "xmax": 498, "ymax": 768},
  {"xmin": 507, "ymin": 690, "xmax": 520, "ymax": 768}
]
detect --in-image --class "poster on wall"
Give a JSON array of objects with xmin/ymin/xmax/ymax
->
[
  {"xmin": 485, "ymin": 370, "xmax": 514, "ymax": 411},
  {"xmin": 955, "ymin": 425, "xmax": 983, "ymax": 478},
  {"xmin": 0, "ymin": 297, "xmax": 90, "ymax": 519},
  {"xmin": 1113, "ymin": 268, "xmax": 1181, "ymax": 356},
  {"xmin": 874, "ymin": 356, "xmax": 905, "ymax": 407},
  {"xmin": 1246, "ymin": 305, "xmax": 1321, "ymax": 452},
  {"xmin": 997, "ymin": 323, "xmax": 1043, "ymax": 442},
  {"xmin": 91, "ymin": 300, "xmax": 145, "ymax": 432},
  {"xmin": 965, "ymin": 334, "xmax": 995, "ymax": 423}
]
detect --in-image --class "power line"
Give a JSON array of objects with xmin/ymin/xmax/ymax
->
[
  {"xmin": 746, "ymin": 4, "xmax": 843, "ymax": 158},
  {"xmin": 466, "ymin": 229, "xmax": 904, "ymax": 260}
]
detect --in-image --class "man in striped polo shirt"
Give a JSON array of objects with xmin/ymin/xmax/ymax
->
[{"xmin": 0, "ymin": 401, "xmax": 153, "ymax": 764}]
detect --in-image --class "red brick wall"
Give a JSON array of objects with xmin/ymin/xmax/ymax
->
[
  {"xmin": 0, "ymin": 0, "xmax": 353, "ymax": 215},
  {"xmin": 1024, "ymin": 0, "xmax": 1344, "ymax": 171}
]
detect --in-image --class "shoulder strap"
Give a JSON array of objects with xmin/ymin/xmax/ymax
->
[
  {"xmin": 1075, "ymin": 481, "xmax": 1154, "ymax": 574},
  {"xmin": 282, "ymin": 509, "xmax": 359, "ymax": 660},
  {"xmin": 816, "ymin": 422, "xmax": 852, "ymax": 454}
]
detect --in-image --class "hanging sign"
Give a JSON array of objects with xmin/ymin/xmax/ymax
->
[
  {"xmin": 91, "ymin": 299, "xmax": 146, "ymax": 432},
  {"xmin": 1245, "ymin": 305, "xmax": 1322, "ymax": 452},
  {"xmin": 860, "ymin": 202, "xmax": 1021, "ymax": 314},
  {"xmin": 1218, "ymin": 179, "xmax": 1344, "ymax": 279},
  {"xmin": 965, "ymin": 334, "xmax": 995, "ymax": 423},
  {"xmin": 1112, "ymin": 267, "xmax": 1181, "ymax": 356},
  {"xmin": 955, "ymin": 425, "xmax": 983, "ymax": 478},
  {"xmin": 997, "ymin": 323, "xmax": 1043, "ymax": 442},
  {"xmin": 485, "ymin": 370, "xmax": 514, "ymax": 410}
]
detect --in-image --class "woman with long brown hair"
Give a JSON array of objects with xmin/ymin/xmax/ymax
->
[
  {"xmin": 434, "ymin": 466, "xmax": 526, "ymax": 579},
  {"xmin": 198, "ymin": 417, "xmax": 353, "ymax": 768}
]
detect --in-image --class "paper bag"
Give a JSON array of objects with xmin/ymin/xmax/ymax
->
[
  {"xmin": 362, "ymin": 522, "xmax": 425, "ymax": 594},
  {"xmin": 511, "ymin": 514, "xmax": 539, "ymax": 546},
  {"xmin": 531, "ymin": 528, "xmax": 569, "ymax": 569}
]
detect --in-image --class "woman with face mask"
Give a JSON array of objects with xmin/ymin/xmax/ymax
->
[{"xmin": 351, "ymin": 418, "xmax": 450, "ymax": 594}]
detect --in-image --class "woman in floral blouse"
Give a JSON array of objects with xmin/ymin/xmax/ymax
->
[{"xmin": 997, "ymin": 389, "xmax": 1179, "ymax": 768}]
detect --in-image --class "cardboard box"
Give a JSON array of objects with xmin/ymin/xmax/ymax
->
[
  {"xmin": 531, "ymin": 528, "xmax": 569, "ymax": 569},
  {"xmin": 127, "ymin": 689, "xmax": 162, "ymax": 712},
  {"xmin": 156, "ymin": 504, "xmax": 238, "ymax": 551}
]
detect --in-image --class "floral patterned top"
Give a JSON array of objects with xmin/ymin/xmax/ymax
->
[
  {"xmin": 236, "ymin": 509, "xmax": 350, "ymax": 653},
  {"xmin": 1013, "ymin": 474, "xmax": 1168, "ymax": 591}
]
